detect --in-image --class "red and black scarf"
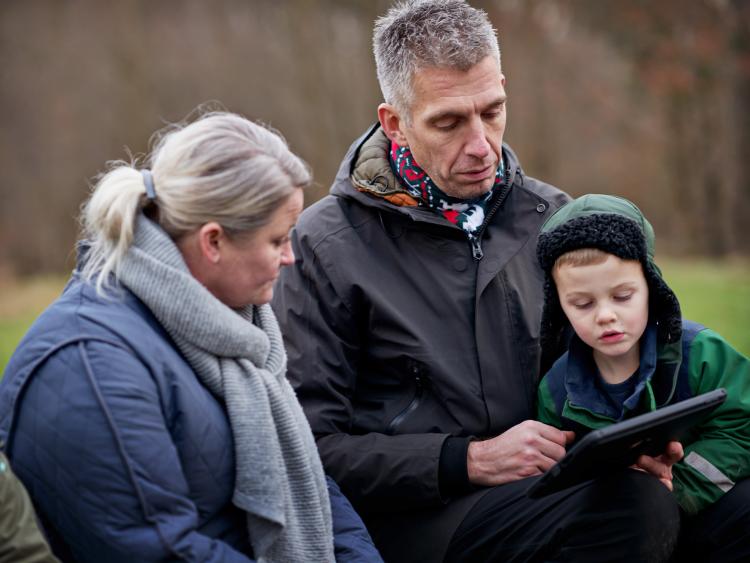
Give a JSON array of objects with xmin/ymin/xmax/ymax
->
[{"xmin": 389, "ymin": 141, "xmax": 505, "ymax": 239}]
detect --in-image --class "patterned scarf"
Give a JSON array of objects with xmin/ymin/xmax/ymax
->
[{"xmin": 389, "ymin": 141, "xmax": 505, "ymax": 239}]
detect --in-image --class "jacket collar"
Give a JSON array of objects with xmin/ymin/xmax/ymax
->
[{"xmin": 333, "ymin": 123, "xmax": 520, "ymax": 220}]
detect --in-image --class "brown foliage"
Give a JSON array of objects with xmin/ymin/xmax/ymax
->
[{"xmin": 0, "ymin": 0, "xmax": 747, "ymax": 274}]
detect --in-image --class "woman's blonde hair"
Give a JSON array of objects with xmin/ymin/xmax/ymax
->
[{"xmin": 80, "ymin": 110, "xmax": 311, "ymax": 294}]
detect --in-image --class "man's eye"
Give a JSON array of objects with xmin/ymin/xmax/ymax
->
[
  {"xmin": 434, "ymin": 118, "xmax": 458, "ymax": 131},
  {"xmin": 435, "ymin": 120, "xmax": 457, "ymax": 131}
]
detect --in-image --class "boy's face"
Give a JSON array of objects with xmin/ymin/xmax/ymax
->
[{"xmin": 554, "ymin": 254, "xmax": 649, "ymax": 377}]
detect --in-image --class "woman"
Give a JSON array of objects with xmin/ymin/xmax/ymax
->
[{"xmin": 0, "ymin": 112, "xmax": 381, "ymax": 562}]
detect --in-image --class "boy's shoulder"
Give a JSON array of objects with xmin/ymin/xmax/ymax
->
[{"xmin": 680, "ymin": 318, "xmax": 706, "ymax": 343}]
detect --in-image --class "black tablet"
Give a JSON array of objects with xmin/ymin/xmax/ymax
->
[{"xmin": 526, "ymin": 388, "xmax": 727, "ymax": 498}]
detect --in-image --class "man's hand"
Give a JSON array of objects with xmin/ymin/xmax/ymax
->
[
  {"xmin": 633, "ymin": 440, "xmax": 684, "ymax": 491},
  {"xmin": 467, "ymin": 420, "xmax": 575, "ymax": 486}
]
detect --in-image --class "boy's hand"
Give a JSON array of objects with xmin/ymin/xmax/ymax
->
[
  {"xmin": 632, "ymin": 440, "xmax": 684, "ymax": 491},
  {"xmin": 467, "ymin": 420, "xmax": 575, "ymax": 486}
]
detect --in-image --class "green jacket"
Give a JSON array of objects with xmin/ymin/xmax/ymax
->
[
  {"xmin": 537, "ymin": 320, "xmax": 750, "ymax": 514},
  {"xmin": 0, "ymin": 451, "xmax": 58, "ymax": 562}
]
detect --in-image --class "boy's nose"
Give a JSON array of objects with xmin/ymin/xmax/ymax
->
[{"xmin": 596, "ymin": 306, "xmax": 617, "ymax": 324}]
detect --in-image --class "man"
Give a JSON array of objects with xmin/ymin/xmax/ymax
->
[{"xmin": 272, "ymin": 1, "xmax": 681, "ymax": 561}]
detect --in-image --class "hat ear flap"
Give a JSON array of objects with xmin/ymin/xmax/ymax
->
[
  {"xmin": 539, "ymin": 277, "xmax": 570, "ymax": 376},
  {"xmin": 644, "ymin": 262, "xmax": 682, "ymax": 344}
]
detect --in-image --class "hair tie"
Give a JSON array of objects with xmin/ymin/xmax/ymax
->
[{"xmin": 141, "ymin": 169, "xmax": 157, "ymax": 201}]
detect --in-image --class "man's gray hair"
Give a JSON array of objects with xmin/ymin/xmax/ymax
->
[{"xmin": 373, "ymin": 0, "xmax": 501, "ymax": 119}]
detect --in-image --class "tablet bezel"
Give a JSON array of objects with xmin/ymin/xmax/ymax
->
[{"xmin": 526, "ymin": 388, "xmax": 727, "ymax": 498}]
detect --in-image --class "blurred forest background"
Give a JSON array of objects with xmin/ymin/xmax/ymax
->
[
  {"xmin": 2, "ymin": 0, "xmax": 750, "ymax": 275},
  {"xmin": 0, "ymin": 0, "xmax": 749, "ymax": 363}
]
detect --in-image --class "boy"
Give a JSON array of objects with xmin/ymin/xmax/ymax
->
[{"xmin": 535, "ymin": 194, "xmax": 750, "ymax": 516}]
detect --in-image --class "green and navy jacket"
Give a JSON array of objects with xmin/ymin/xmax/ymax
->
[{"xmin": 537, "ymin": 319, "xmax": 750, "ymax": 514}]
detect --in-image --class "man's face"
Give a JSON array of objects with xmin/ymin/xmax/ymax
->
[{"xmin": 395, "ymin": 56, "xmax": 507, "ymax": 200}]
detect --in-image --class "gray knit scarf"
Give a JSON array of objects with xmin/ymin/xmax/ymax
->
[{"xmin": 117, "ymin": 215, "xmax": 334, "ymax": 562}]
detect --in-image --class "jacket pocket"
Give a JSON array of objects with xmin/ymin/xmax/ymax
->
[{"xmin": 385, "ymin": 361, "xmax": 425, "ymax": 435}]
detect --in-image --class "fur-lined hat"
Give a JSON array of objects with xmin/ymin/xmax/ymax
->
[{"xmin": 536, "ymin": 194, "xmax": 682, "ymax": 374}]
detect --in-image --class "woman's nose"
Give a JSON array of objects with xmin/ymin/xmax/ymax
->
[{"xmin": 280, "ymin": 241, "xmax": 295, "ymax": 266}]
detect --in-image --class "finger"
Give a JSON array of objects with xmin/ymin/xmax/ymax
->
[
  {"xmin": 532, "ymin": 451, "xmax": 561, "ymax": 473},
  {"xmin": 665, "ymin": 441, "xmax": 684, "ymax": 463},
  {"xmin": 537, "ymin": 423, "xmax": 574, "ymax": 447},
  {"xmin": 635, "ymin": 455, "xmax": 669, "ymax": 480},
  {"xmin": 532, "ymin": 435, "xmax": 569, "ymax": 462},
  {"xmin": 660, "ymin": 477, "xmax": 674, "ymax": 492}
]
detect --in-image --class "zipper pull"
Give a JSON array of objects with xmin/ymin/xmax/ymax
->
[{"xmin": 471, "ymin": 237, "xmax": 484, "ymax": 261}]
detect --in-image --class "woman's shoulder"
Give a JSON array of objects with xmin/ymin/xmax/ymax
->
[{"xmin": 5, "ymin": 275, "xmax": 175, "ymax": 380}]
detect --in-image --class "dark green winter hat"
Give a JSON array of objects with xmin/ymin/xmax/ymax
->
[{"xmin": 536, "ymin": 194, "xmax": 682, "ymax": 373}]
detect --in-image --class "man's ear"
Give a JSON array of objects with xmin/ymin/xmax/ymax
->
[
  {"xmin": 377, "ymin": 103, "xmax": 409, "ymax": 147},
  {"xmin": 197, "ymin": 222, "xmax": 225, "ymax": 264}
]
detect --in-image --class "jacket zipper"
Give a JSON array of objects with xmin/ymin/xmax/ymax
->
[
  {"xmin": 469, "ymin": 165, "xmax": 514, "ymax": 261},
  {"xmin": 386, "ymin": 365, "xmax": 424, "ymax": 434}
]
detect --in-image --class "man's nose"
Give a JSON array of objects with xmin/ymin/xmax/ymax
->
[{"xmin": 464, "ymin": 119, "xmax": 491, "ymax": 160}]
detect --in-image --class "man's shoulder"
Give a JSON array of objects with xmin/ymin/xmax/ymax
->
[
  {"xmin": 523, "ymin": 176, "xmax": 571, "ymax": 208},
  {"xmin": 296, "ymin": 191, "xmax": 379, "ymax": 249},
  {"xmin": 502, "ymin": 143, "xmax": 571, "ymax": 210},
  {"xmin": 517, "ymin": 174, "xmax": 571, "ymax": 211}
]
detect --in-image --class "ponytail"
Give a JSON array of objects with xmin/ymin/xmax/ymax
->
[
  {"xmin": 80, "ymin": 164, "xmax": 152, "ymax": 294},
  {"xmin": 78, "ymin": 111, "xmax": 311, "ymax": 296}
]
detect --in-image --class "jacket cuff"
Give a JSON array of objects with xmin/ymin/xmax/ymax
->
[{"xmin": 438, "ymin": 436, "xmax": 473, "ymax": 498}]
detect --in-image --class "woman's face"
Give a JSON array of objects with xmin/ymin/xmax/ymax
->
[{"xmin": 211, "ymin": 189, "xmax": 304, "ymax": 308}]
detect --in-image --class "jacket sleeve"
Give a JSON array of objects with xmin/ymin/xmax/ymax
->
[
  {"xmin": 0, "ymin": 453, "xmax": 58, "ymax": 563},
  {"xmin": 272, "ymin": 225, "xmax": 448, "ymax": 512},
  {"xmin": 9, "ymin": 340, "xmax": 254, "ymax": 563},
  {"xmin": 327, "ymin": 476, "xmax": 383, "ymax": 562},
  {"xmin": 673, "ymin": 329, "xmax": 750, "ymax": 514}
]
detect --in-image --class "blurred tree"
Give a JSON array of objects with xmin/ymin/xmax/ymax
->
[
  {"xmin": 569, "ymin": 0, "xmax": 750, "ymax": 255},
  {"xmin": 0, "ymin": 0, "xmax": 747, "ymax": 275}
]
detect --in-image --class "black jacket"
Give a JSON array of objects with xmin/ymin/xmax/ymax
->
[{"xmin": 272, "ymin": 125, "xmax": 569, "ymax": 560}]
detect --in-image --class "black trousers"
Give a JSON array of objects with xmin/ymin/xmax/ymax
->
[
  {"xmin": 674, "ymin": 477, "xmax": 750, "ymax": 563},
  {"xmin": 445, "ymin": 470, "xmax": 680, "ymax": 563}
]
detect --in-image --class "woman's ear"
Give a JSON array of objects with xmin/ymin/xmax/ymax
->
[{"xmin": 197, "ymin": 222, "xmax": 225, "ymax": 264}]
